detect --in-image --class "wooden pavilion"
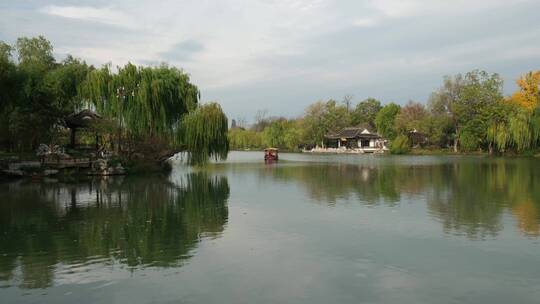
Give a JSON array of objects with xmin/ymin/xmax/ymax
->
[{"xmin": 65, "ymin": 110, "xmax": 103, "ymax": 150}]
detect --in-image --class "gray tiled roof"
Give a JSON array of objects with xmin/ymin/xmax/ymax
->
[
  {"xmin": 325, "ymin": 127, "xmax": 381, "ymax": 139},
  {"xmin": 65, "ymin": 109, "xmax": 102, "ymax": 129}
]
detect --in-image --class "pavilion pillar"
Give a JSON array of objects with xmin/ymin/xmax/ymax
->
[{"xmin": 70, "ymin": 128, "xmax": 76, "ymax": 148}]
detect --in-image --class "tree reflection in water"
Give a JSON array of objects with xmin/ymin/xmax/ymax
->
[
  {"xmin": 255, "ymin": 158, "xmax": 540, "ymax": 240},
  {"xmin": 0, "ymin": 173, "xmax": 229, "ymax": 289}
]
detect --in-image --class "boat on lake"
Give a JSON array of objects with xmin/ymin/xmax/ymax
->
[{"xmin": 264, "ymin": 148, "xmax": 279, "ymax": 162}]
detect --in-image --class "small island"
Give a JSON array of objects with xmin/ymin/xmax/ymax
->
[{"xmin": 1, "ymin": 36, "xmax": 229, "ymax": 179}]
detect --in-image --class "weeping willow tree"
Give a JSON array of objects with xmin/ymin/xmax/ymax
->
[
  {"xmin": 487, "ymin": 120, "xmax": 511, "ymax": 152},
  {"xmin": 487, "ymin": 104, "xmax": 540, "ymax": 153},
  {"xmin": 531, "ymin": 108, "xmax": 540, "ymax": 143},
  {"xmin": 181, "ymin": 103, "xmax": 229, "ymax": 164},
  {"xmin": 486, "ymin": 103, "xmax": 512, "ymax": 153},
  {"xmin": 80, "ymin": 63, "xmax": 228, "ymax": 164},
  {"xmin": 509, "ymin": 109, "xmax": 534, "ymax": 151},
  {"xmin": 488, "ymin": 70, "xmax": 540, "ymax": 153}
]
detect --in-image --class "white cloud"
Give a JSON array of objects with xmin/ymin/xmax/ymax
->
[{"xmin": 41, "ymin": 5, "xmax": 137, "ymax": 29}]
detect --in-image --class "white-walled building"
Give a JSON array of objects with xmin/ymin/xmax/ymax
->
[{"xmin": 323, "ymin": 127, "xmax": 388, "ymax": 153}]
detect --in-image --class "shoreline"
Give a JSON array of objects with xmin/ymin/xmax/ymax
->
[
  {"xmin": 229, "ymin": 149, "xmax": 540, "ymax": 158},
  {"xmin": 0, "ymin": 153, "xmax": 172, "ymax": 181}
]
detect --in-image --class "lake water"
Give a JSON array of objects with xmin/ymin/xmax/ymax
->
[{"xmin": 1, "ymin": 152, "xmax": 540, "ymax": 303}]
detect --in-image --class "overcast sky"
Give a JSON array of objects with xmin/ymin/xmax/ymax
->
[{"xmin": 1, "ymin": 0, "xmax": 539, "ymax": 121}]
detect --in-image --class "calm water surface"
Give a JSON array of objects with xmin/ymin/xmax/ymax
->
[{"xmin": 1, "ymin": 152, "xmax": 540, "ymax": 303}]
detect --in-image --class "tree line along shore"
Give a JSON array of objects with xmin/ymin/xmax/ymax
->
[{"xmin": 229, "ymin": 70, "xmax": 540, "ymax": 156}]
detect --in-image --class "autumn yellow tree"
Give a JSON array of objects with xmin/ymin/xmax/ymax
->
[{"xmin": 508, "ymin": 71, "xmax": 540, "ymax": 111}]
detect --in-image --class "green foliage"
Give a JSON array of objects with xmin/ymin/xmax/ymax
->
[
  {"xmin": 45, "ymin": 56, "xmax": 92, "ymax": 115},
  {"xmin": 228, "ymin": 117, "xmax": 303, "ymax": 151},
  {"xmin": 454, "ymin": 70, "xmax": 503, "ymax": 150},
  {"xmin": 79, "ymin": 56, "xmax": 230, "ymax": 165},
  {"xmin": 459, "ymin": 129, "xmax": 479, "ymax": 152},
  {"xmin": 375, "ymin": 103, "xmax": 400, "ymax": 139},
  {"xmin": 0, "ymin": 36, "xmax": 92, "ymax": 151},
  {"xmin": 394, "ymin": 100, "xmax": 428, "ymax": 134},
  {"xmin": 182, "ymin": 103, "xmax": 229, "ymax": 165},
  {"xmin": 486, "ymin": 102, "xmax": 512, "ymax": 152},
  {"xmin": 0, "ymin": 42, "xmax": 18, "ymax": 147},
  {"xmin": 82, "ymin": 63, "xmax": 198, "ymax": 141},
  {"xmin": 303, "ymin": 100, "xmax": 351, "ymax": 145},
  {"xmin": 422, "ymin": 114, "xmax": 453, "ymax": 148},
  {"xmin": 351, "ymin": 98, "xmax": 382, "ymax": 127},
  {"xmin": 16, "ymin": 36, "xmax": 54, "ymax": 70},
  {"xmin": 260, "ymin": 119, "xmax": 302, "ymax": 150},
  {"xmin": 485, "ymin": 102, "xmax": 540, "ymax": 154},
  {"xmin": 508, "ymin": 109, "xmax": 532, "ymax": 151},
  {"xmin": 0, "ymin": 41, "xmax": 12, "ymax": 61},
  {"xmin": 302, "ymin": 102, "xmax": 326, "ymax": 145},
  {"xmin": 228, "ymin": 128, "xmax": 262, "ymax": 150},
  {"xmin": 389, "ymin": 134, "xmax": 411, "ymax": 154},
  {"xmin": 262, "ymin": 119, "xmax": 287, "ymax": 148},
  {"xmin": 429, "ymin": 70, "xmax": 504, "ymax": 152},
  {"xmin": 282, "ymin": 120, "xmax": 303, "ymax": 150},
  {"xmin": 531, "ymin": 108, "xmax": 540, "ymax": 144}
]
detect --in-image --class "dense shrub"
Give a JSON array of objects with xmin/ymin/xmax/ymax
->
[
  {"xmin": 390, "ymin": 134, "xmax": 411, "ymax": 154},
  {"xmin": 459, "ymin": 130, "xmax": 479, "ymax": 152}
]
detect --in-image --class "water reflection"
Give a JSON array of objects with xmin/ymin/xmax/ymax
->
[
  {"xmin": 0, "ymin": 172, "xmax": 229, "ymax": 289},
  {"xmin": 254, "ymin": 158, "xmax": 540, "ymax": 239}
]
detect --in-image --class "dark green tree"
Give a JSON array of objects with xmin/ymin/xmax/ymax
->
[
  {"xmin": 429, "ymin": 70, "xmax": 503, "ymax": 152},
  {"xmin": 303, "ymin": 100, "xmax": 351, "ymax": 146},
  {"xmin": 375, "ymin": 103, "xmax": 400, "ymax": 139},
  {"xmin": 351, "ymin": 97, "xmax": 382, "ymax": 128},
  {"xmin": 428, "ymin": 74, "xmax": 465, "ymax": 152},
  {"xmin": 0, "ymin": 42, "xmax": 19, "ymax": 150}
]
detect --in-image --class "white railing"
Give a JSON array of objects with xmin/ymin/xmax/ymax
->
[{"xmin": 304, "ymin": 146, "xmax": 388, "ymax": 154}]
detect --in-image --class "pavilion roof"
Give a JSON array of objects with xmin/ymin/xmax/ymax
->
[
  {"xmin": 325, "ymin": 127, "xmax": 381, "ymax": 139},
  {"xmin": 65, "ymin": 109, "xmax": 102, "ymax": 129}
]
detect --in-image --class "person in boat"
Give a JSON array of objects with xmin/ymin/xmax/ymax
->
[{"xmin": 264, "ymin": 148, "xmax": 279, "ymax": 161}]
